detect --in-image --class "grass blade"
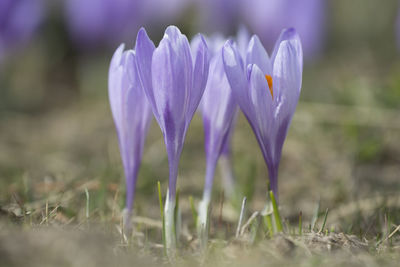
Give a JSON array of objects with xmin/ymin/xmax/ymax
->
[
  {"xmin": 236, "ymin": 197, "xmax": 247, "ymax": 238},
  {"xmin": 269, "ymin": 191, "xmax": 282, "ymax": 233},
  {"xmin": 84, "ymin": 188, "xmax": 90, "ymax": 220},
  {"xmin": 311, "ymin": 201, "xmax": 320, "ymax": 231},
  {"xmin": 263, "ymin": 214, "xmax": 274, "ymax": 237},
  {"xmin": 319, "ymin": 208, "xmax": 329, "ymax": 234}
]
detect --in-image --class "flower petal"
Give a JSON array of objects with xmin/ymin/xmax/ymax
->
[
  {"xmin": 271, "ymin": 30, "xmax": 303, "ymax": 165},
  {"xmin": 246, "ymin": 35, "xmax": 271, "ymax": 74},
  {"xmin": 203, "ymin": 55, "xmax": 236, "ymax": 151},
  {"xmin": 188, "ymin": 33, "xmax": 209, "ymax": 124},
  {"xmin": 272, "ymin": 32, "xmax": 303, "ymax": 119},
  {"xmin": 135, "ymin": 27, "xmax": 157, "ymax": 120},
  {"xmin": 108, "ymin": 44, "xmax": 126, "ymax": 131},
  {"xmin": 222, "ymin": 40, "xmax": 251, "ymax": 117},
  {"xmin": 271, "ymin": 28, "xmax": 303, "ymax": 71},
  {"xmin": 151, "ymin": 37, "xmax": 189, "ymax": 137},
  {"xmin": 248, "ymin": 63, "xmax": 273, "ymax": 142}
]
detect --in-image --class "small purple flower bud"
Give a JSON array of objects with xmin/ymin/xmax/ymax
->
[{"xmin": 108, "ymin": 44, "xmax": 152, "ymax": 229}]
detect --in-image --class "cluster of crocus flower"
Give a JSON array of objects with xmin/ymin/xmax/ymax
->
[{"xmin": 108, "ymin": 25, "xmax": 302, "ymax": 252}]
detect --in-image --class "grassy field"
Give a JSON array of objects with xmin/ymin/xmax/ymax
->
[{"xmin": 1, "ymin": 1, "xmax": 400, "ymax": 265}]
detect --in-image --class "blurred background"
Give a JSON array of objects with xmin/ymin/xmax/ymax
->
[{"xmin": 1, "ymin": 0, "xmax": 400, "ymax": 234}]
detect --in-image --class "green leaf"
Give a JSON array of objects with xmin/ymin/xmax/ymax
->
[{"xmin": 269, "ymin": 191, "xmax": 283, "ymax": 233}]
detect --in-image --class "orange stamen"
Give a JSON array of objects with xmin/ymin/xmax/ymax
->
[{"xmin": 265, "ymin": 74, "xmax": 273, "ymax": 97}]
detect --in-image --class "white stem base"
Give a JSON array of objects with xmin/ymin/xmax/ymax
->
[
  {"xmin": 197, "ymin": 196, "xmax": 210, "ymax": 247},
  {"xmin": 164, "ymin": 193, "xmax": 176, "ymax": 252},
  {"xmin": 122, "ymin": 208, "xmax": 133, "ymax": 237}
]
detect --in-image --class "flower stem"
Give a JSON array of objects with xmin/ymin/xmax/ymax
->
[{"xmin": 164, "ymin": 191, "xmax": 176, "ymax": 257}]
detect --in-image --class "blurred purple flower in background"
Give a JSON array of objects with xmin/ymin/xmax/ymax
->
[
  {"xmin": 135, "ymin": 26, "xmax": 209, "ymax": 250},
  {"xmin": 223, "ymin": 28, "xmax": 303, "ymax": 199},
  {"xmin": 65, "ymin": 0, "xmax": 142, "ymax": 48},
  {"xmin": 108, "ymin": 44, "xmax": 152, "ymax": 231},
  {"xmin": 0, "ymin": 0, "xmax": 44, "ymax": 60},
  {"xmin": 241, "ymin": 0, "xmax": 325, "ymax": 59}
]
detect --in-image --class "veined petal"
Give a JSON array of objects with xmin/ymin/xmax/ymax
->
[
  {"xmin": 271, "ymin": 31, "xmax": 303, "ymax": 166},
  {"xmin": 188, "ymin": 33, "xmax": 209, "ymax": 124},
  {"xmin": 122, "ymin": 51, "xmax": 152, "ymax": 170},
  {"xmin": 190, "ymin": 33, "xmax": 202, "ymax": 61},
  {"xmin": 151, "ymin": 37, "xmax": 189, "ymax": 136},
  {"xmin": 271, "ymin": 28, "xmax": 303, "ymax": 71},
  {"xmin": 135, "ymin": 27, "xmax": 157, "ymax": 120},
  {"xmin": 246, "ymin": 35, "xmax": 271, "ymax": 74},
  {"xmin": 248, "ymin": 64, "xmax": 273, "ymax": 142},
  {"xmin": 202, "ymin": 53, "xmax": 236, "ymax": 158},
  {"xmin": 108, "ymin": 47, "xmax": 152, "ymax": 213},
  {"xmin": 272, "ymin": 35, "xmax": 303, "ymax": 119},
  {"xmin": 222, "ymin": 40, "xmax": 251, "ymax": 117},
  {"xmin": 108, "ymin": 44, "xmax": 126, "ymax": 131}
]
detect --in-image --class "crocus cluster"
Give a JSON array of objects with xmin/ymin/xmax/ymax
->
[{"xmin": 109, "ymin": 25, "xmax": 302, "ymax": 251}]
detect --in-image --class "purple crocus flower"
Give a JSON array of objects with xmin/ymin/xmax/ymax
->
[
  {"xmin": 195, "ymin": 34, "xmax": 238, "ymax": 230},
  {"xmin": 0, "ymin": 0, "xmax": 43, "ymax": 60},
  {"xmin": 222, "ymin": 28, "xmax": 303, "ymax": 199},
  {"xmin": 241, "ymin": 0, "xmax": 324, "ymax": 59},
  {"xmin": 135, "ymin": 26, "xmax": 209, "ymax": 249},
  {"xmin": 65, "ymin": 0, "xmax": 142, "ymax": 48},
  {"xmin": 108, "ymin": 44, "xmax": 152, "ymax": 230}
]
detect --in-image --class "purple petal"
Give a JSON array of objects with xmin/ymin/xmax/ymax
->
[
  {"xmin": 271, "ymin": 28, "xmax": 303, "ymax": 70},
  {"xmin": 108, "ymin": 46, "xmax": 152, "ymax": 211},
  {"xmin": 135, "ymin": 28, "xmax": 158, "ymax": 120},
  {"xmin": 222, "ymin": 41, "xmax": 251, "ymax": 117},
  {"xmin": 246, "ymin": 35, "xmax": 272, "ymax": 74},
  {"xmin": 151, "ymin": 37, "xmax": 189, "ymax": 136},
  {"xmin": 272, "ymin": 30, "xmax": 303, "ymax": 117},
  {"xmin": 248, "ymin": 64, "xmax": 273, "ymax": 138},
  {"xmin": 201, "ymin": 49, "xmax": 237, "ymax": 199},
  {"xmin": 108, "ymin": 44, "xmax": 126, "ymax": 130},
  {"xmin": 188, "ymin": 34, "xmax": 209, "ymax": 124}
]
